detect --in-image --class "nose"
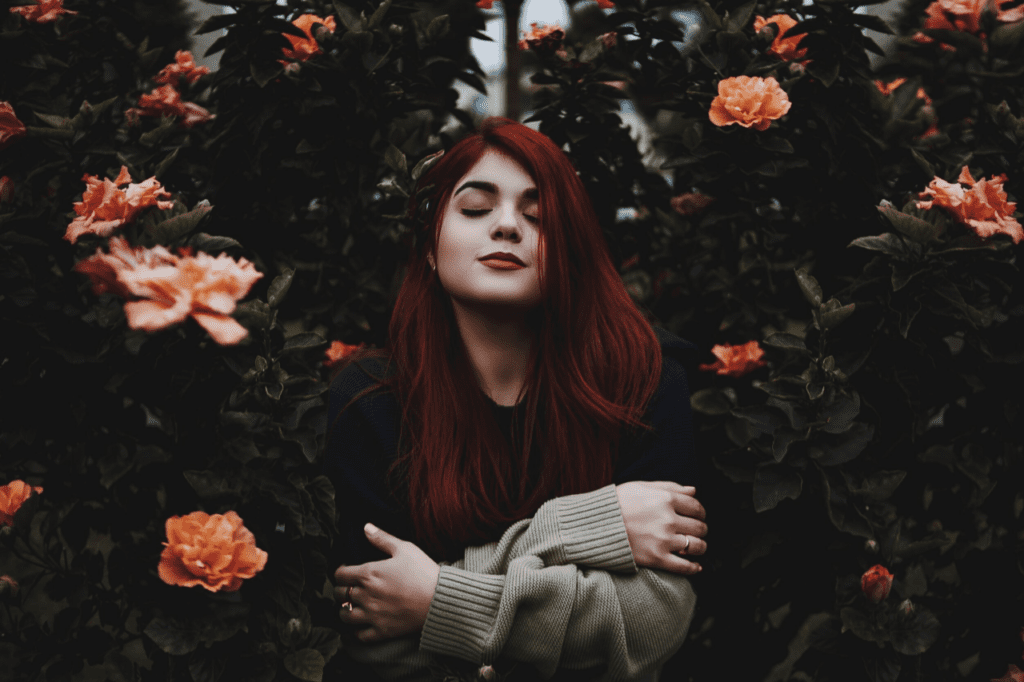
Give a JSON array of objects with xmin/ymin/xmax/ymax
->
[{"xmin": 491, "ymin": 200, "xmax": 521, "ymax": 242}]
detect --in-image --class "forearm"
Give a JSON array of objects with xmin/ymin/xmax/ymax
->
[{"xmin": 421, "ymin": 559, "xmax": 696, "ymax": 680}]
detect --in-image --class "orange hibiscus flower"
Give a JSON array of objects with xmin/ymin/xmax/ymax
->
[
  {"xmin": 154, "ymin": 51, "xmax": 211, "ymax": 87},
  {"xmin": 709, "ymin": 76, "xmax": 791, "ymax": 131},
  {"xmin": 9, "ymin": 0, "xmax": 77, "ymax": 23},
  {"xmin": 916, "ymin": 166, "xmax": 1022, "ymax": 243},
  {"xmin": 0, "ymin": 480, "xmax": 43, "ymax": 527},
  {"xmin": 670, "ymin": 192, "xmax": 715, "ymax": 216},
  {"xmin": 518, "ymin": 23, "xmax": 565, "ymax": 51},
  {"xmin": 913, "ymin": 0, "xmax": 1023, "ymax": 47},
  {"xmin": 699, "ymin": 341, "xmax": 767, "ymax": 377},
  {"xmin": 125, "ymin": 84, "xmax": 214, "ymax": 129},
  {"xmin": 280, "ymin": 14, "xmax": 337, "ymax": 62},
  {"xmin": 753, "ymin": 14, "xmax": 809, "ymax": 63},
  {"xmin": 74, "ymin": 236, "xmax": 264, "ymax": 345},
  {"xmin": 324, "ymin": 340, "xmax": 364, "ymax": 368},
  {"xmin": 64, "ymin": 166, "xmax": 174, "ymax": 244},
  {"xmin": 158, "ymin": 511, "xmax": 268, "ymax": 592},
  {"xmin": 0, "ymin": 102, "xmax": 27, "ymax": 150}
]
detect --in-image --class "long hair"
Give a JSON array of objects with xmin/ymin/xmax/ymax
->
[{"xmin": 331, "ymin": 118, "xmax": 662, "ymax": 560}]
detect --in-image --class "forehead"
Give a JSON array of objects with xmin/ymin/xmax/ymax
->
[{"xmin": 455, "ymin": 150, "xmax": 536, "ymax": 192}]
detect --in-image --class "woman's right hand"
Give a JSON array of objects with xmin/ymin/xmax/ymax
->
[{"xmin": 615, "ymin": 481, "xmax": 707, "ymax": 575}]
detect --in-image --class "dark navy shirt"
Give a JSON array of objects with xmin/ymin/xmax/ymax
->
[{"xmin": 322, "ymin": 326, "xmax": 698, "ymax": 568}]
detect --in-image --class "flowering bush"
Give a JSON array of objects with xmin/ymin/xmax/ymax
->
[
  {"xmin": 708, "ymin": 76, "xmax": 791, "ymax": 130},
  {"xmin": 2, "ymin": 0, "xmax": 1022, "ymax": 680},
  {"xmin": 518, "ymin": 23, "xmax": 566, "ymax": 52}
]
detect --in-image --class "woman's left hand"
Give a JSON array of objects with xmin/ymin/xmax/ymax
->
[{"xmin": 333, "ymin": 523, "xmax": 440, "ymax": 643}]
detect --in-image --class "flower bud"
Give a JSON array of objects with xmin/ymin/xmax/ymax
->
[
  {"xmin": 601, "ymin": 31, "xmax": 617, "ymax": 49},
  {"xmin": 478, "ymin": 664, "xmax": 497, "ymax": 681},
  {"xmin": 0, "ymin": 575, "xmax": 18, "ymax": 599},
  {"xmin": 860, "ymin": 564, "xmax": 893, "ymax": 602},
  {"xmin": 899, "ymin": 599, "xmax": 914, "ymax": 616},
  {"xmin": 864, "ymin": 539, "xmax": 879, "ymax": 553},
  {"xmin": 789, "ymin": 62, "xmax": 806, "ymax": 76},
  {"xmin": 79, "ymin": 100, "xmax": 93, "ymax": 115}
]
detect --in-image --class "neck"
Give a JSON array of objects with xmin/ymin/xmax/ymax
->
[{"xmin": 450, "ymin": 301, "xmax": 534, "ymax": 406}]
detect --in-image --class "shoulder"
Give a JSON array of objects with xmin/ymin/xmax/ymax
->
[
  {"xmin": 328, "ymin": 354, "xmax": 398, "ymax": 416},
  {"xmin": 652, "ymin": 325, "xmax": 697, "ymax": 388}
]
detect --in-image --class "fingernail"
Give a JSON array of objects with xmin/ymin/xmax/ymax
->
[{"xmin": 365, "ymin": 522, "xmax": 378, "ymax": 534}]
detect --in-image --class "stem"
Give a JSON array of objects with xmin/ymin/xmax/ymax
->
[{"xmin": 504, "ymin": 0, "xmax": 523, "ymax": 121}]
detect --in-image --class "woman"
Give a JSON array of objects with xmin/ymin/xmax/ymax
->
[{"xmin": 323, "ymin": 117, "xmax": 707, "ymax": 681}]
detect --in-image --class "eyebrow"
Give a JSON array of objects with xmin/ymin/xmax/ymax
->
[{"xmin": 453, "ymin": 181, "xmax": 538, "ymax": 200}]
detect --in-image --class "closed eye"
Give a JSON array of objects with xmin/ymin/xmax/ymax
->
[{"xmin": 462, "ymin": 209, "xmax": 539, "ymax": 223}]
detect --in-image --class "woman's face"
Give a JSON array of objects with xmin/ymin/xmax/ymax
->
[{"xmin": 433, "ymin": 149, "xmax": 544, "ymax": 312}]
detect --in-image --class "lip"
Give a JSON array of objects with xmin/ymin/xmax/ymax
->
[
  {"xmin": 481, "ymin": 259, "xmax": 525, "ymax": 270},
  {"xmin": 480, "ymin": 252, "xmax": 526, "ymax": 266}
]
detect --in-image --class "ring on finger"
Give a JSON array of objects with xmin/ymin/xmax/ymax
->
[
  {"xmin": 341, "ymin": 586, "xmax": 354, "ymax": 612},
  {"xmin": 682, "ymin": 535, "xmax": 691, "ymax": 554}
]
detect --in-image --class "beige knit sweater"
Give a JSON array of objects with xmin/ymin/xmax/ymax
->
[{"xmin": 342, "ymin": 483, "xmax": 697, "ymax": 681}]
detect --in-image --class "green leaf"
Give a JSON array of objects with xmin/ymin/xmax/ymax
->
[
  {"xmin": 845, "ymin": 469, "xmax": 906, "ymax": 502},
  {"xmin": 772, "ymin": 427, "xmax": 810, "ymax": 462},
  {"xmin": 753, "ymin": 465, "xmax": 802, "ymax": 512},
  {"xmin": 726, "ymin": 0, "xmax": 757, "ymax": 33},
  {"xmin": 149, "ymin": 201, "xmax": 213, "ymax": 243},
  {"xmin": 848, "ymin": 233, "xmax": 908, "ymax": 258},
  {"xmin": 268, "ymin": 268, "xmax": 295, "ymax": 308},
  {"xmin": 332, "ymin": 0, "xmax": 364, "ymax": 31},
  {"xmin": 840, "ymin": 607, "xmax": 887, "ymax": 643},
  {"xmin": 411, "ymin": 150, "xmax": 444, "ymax": 181},
  {"xmin": 188, "ymin": 232, "xmax": 243, "ymax": 253},
  {"xmin": 251, "ymin": 60, "xmax": 283, "ymax": 88},
  {"xmin": 763, "ymin": 612, "xmax": 833, "ymax": 682},
  {"xmin": 144, "ymin": 618, "xmax": 200, "ymax": 656},
  {"xmin": 819, "ymin": 391, "xmax": 860, "ymax": 434},
  {"xmin": 183, "ymin": 470, "xmax": 243, "ymax": 499},
  {"xmin": 806, "ymin": 60, "xmax": 840, "ymax": 87},
  {"xmin": 138, "ymin": 115, "xmax": 179, "ymax": 146},
  {"xmin": 367, "ymin": 0, "xmax": 392, "ymax": 29},
  {"xmin": 877, "ymin": 202, "xmax": 943, "ymax": 244},
  {"xmin": 811, "ymin": 422, "xmax": 874, "ymax": 466},
  {"xmin": 850, "ymin": 13, "xmax": 894, "ymax": 34},
  {"xmin": 819, "ymin": 298, "xmax": 855, "ymax": 330},
  {"xmin": 33, "ymin": 112, "xmax": 73, "ymax": 129},
  {"xmin": 690, "ymin": 387, "xmax": 735, "ymax": 415},
  {"xmin": 891, "ymin": 609, "xmax": 940, "ymax": 655},
  {"xmin": 795, "ymin": 269, "xmax": 822, "ymax": 307},
  {"xmin": 385, "ymin": 144, "xmax": 407, "ymax": 174},
  {"xmin": 757, "ymin": 136, "xmax": 794, "ymax": 154},
  {"xmin": 282, "ymin": 332, "xmax": 326, "ymax": 353},
  {"xmin": 195, "ymin": 13, "xmax": 239, "ymax": 34},
  {"xmin": 731, "ymin": 405, "xmax": 785, "ymax": 434},
  {"xmin": 425, "ymin": 14, "xmax": 450, "ymax": 42},
  {"xmin": 284, "ymin": 649, "xmax": 325, "ymax": 682},
  {"xmin": 763, "ymin": 332, "xmax": 808, "ymax": 352}
]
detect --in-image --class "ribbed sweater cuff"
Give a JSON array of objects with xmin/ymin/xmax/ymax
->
[
  {"xmin": 419, "ymin": 566, "xmax": 504, "ymax": 662},
  {"xmin": 557, "ymin": 483, "xmax": 637, "ymax": 573}
]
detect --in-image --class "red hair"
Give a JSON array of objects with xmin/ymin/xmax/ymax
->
[{"xmin": 332, "ymin": 118, "xmax": 662, "ymax": 560}]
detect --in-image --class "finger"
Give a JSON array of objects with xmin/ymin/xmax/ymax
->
[
  {"xmin": 670, "ymin": 493, "xmax": 706, "ymax": 520},
  {"xmin": 673, "ymin": 533, "xmax": 708, "ymax": 557},
  {"xmin": 364, "ymin": 523, "xmax": 402, "ymax": 556},
  {"xmin": 338, "ymin": 603, "xmax": 371, "ymax": 626},
  {"xmin": 657, "ymin": 553, "xmax": 703, "ymax": 576},
  {"xmin": 334, "ymin": 564, "xmax": 366, "ymax": 584},
  {"xmin": 675, "ymin": 516, "xmax": 709, "ymax": 539},
  {"xmin": 356, "ymin": 626, "xmax": 385, "ymax": 643},
  {"xmin": 333, "ymin": 583, "xmax": 363, "ymax": 603},
  {"xmin": 643, "ymin": 481, "xmax": 696, "ymax": 497}
]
